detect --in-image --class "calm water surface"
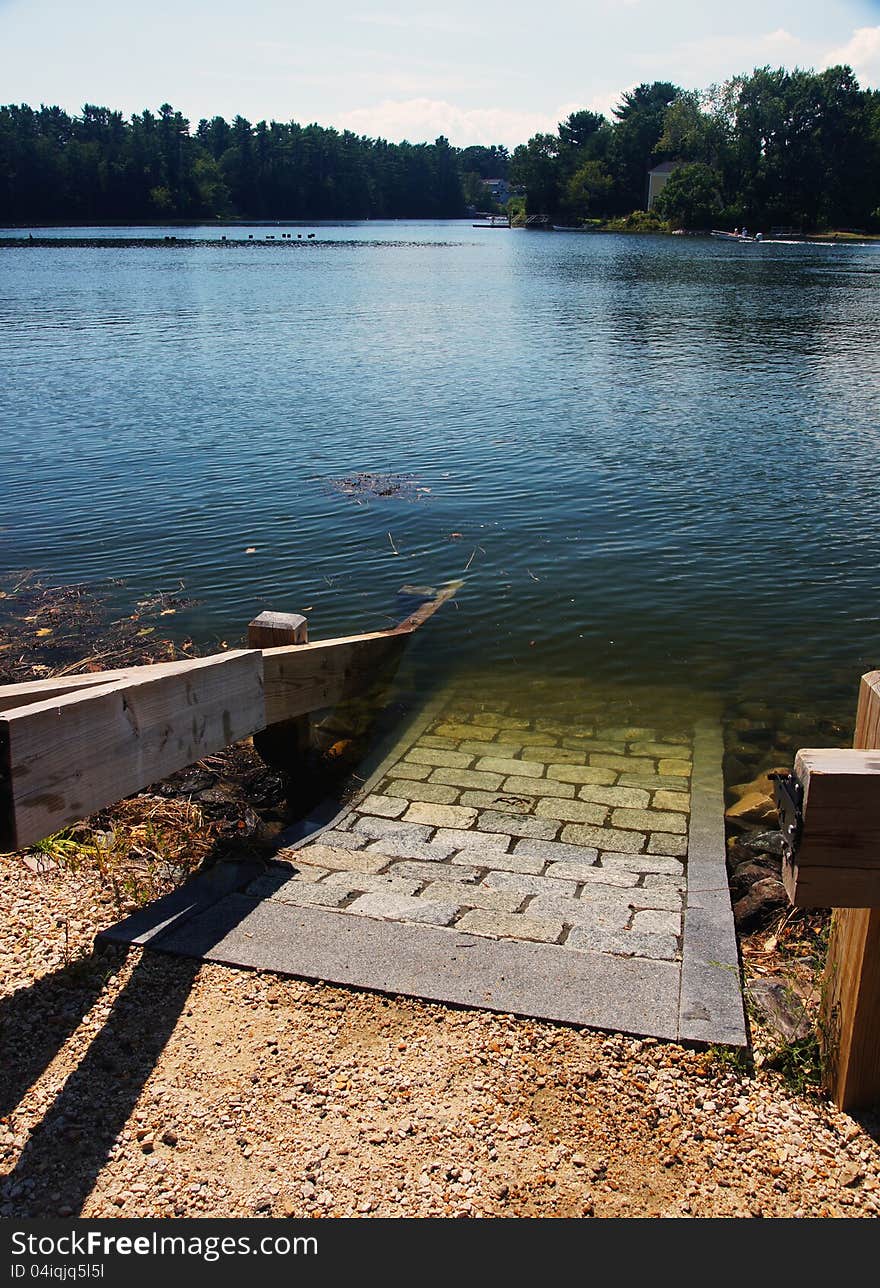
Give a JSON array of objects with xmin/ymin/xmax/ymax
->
[{"xmin": 2, "ymin": 222, "xmax": 879, "ymax": 734}]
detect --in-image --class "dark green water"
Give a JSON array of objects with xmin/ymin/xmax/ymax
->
[{"xmin": 2, "ymin": 221, "xmax": 879, "ymax": 743}]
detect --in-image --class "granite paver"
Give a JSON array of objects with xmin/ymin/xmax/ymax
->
[
  {"xmin": 547, "ymin": 765, "xmax": 617, "ymax": 785},
  {"xmin": 647, "ymin": 833, "xmax": 688, "ymax": 856},
  {"xmin": 346, "ymin": 892, "xmax": 460, "ymax": 927},
  {"xmin": 404, "ymin": 747, "xmax": 474, "ymax": 768},
  {"xmin": 503, "ymin": 775, "xmax": 575, "ymax": 798},
  {"xmin": 457, "ymin": 790, "xmax": 534, "ymax": 812},
  {"xmin": 477, "ymin": 811, "xmax": 558, "ymax": 839},
  {"xmin": 455, "ymin": 909, "xmax": 565, "ymax": 943},
  {"xmin": 533, "ymin": 799, "xmax": 609, "ymax": 825},
  {"xmin": 545, "ymin": 862, "xmax": 638, "ymax": 886},
  {"xmin": 118, "ymin": 687, "xmax": 744, "ymax": 1046},
  {"xmin": 358, "ymin": 793, "xmax": 408, "ymax": 818},
  {"xmin": 565, "ymin": 926, "xmax": 680, "ymax": 961},
  {"xmin": 384, "ymin": 781, "xmax": 460, "ymax": 805},
  {"xmin": 526, "ymin": 894, "xmax": 632, "ymax": 930},
  {"xmin": 403, "ymin": 802, "xmax": 478, "ymax": 829}
]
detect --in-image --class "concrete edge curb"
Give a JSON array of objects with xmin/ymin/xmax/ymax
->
[
  {"xmin": 152, "ymin": 895, "xmax": 683, "ymax": 1040},
  {"xmin": 679, "ymin": 717, "xmax": 747, "ymax": 1047}
]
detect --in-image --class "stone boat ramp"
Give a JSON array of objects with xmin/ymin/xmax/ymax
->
[{"xmin": 102, "ymin": 691, "xmax": 746, "ymax": 1047}]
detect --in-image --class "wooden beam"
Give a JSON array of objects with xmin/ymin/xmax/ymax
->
[
  {"xmin": 262, "ymin": 630, "xmax": 410, "ymax": 726},
  {"xmin": 0, "ymin": 650, "xmax": 264, "ymax": 852},
  {"xmin": 0, "ymin": 658, "xmax": 213, "ymax": 712},
  {"xmin": 784, "ymin": 748, "xmax": 880, "ymax": 908},
  {"xmin": 0, "ymin": 582, "xmax": 462, "ymax": 851},
  {"xmin": 854, "ymin": 671, "xmax": 880, "ymax": 749},
  {"xmin": 393, "ymin": 580, "xmax": 462, "ymax": 632},
  {"xmin": 248, "ymin": 611, "xmax": 310, "ymax": 773},
  {"xmin": 820, "ymin": 671, "xmax": 880, "ymax": 1110}
]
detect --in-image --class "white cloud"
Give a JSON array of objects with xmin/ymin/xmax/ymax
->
[
  {"xmin": 634, "ymin": 26, "xmax": 807, "ymax": 86},
  {"xmin": 333, "ymin": 97, "xmax": 582, "ymax": 147},
  {"xmin": 352, "ymin": 10, "xmax": 476, "ymax": 34},
  {"xmin": 823, "ymin": 26, "xmax": 880, "ymax": 87}
]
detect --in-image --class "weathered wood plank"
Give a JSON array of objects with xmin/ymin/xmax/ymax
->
[
  {"xmin": 0, "ymin": 582, "xmax": 462, "ymax": 851},
  {"xmin": 394, "ymin": 580, "xmax": 462, "ymax": 631},
  {"xmin": 0, "ymin": 657, "xmax": 213, "ymax": 712},
  {"xmin": 262, "ymin": 630, "xmax": 410, "ymax": 726},
  {"xmin": 820, "ymin": 671, "xmax": 880, "ymax": 1110},
  {"xmin": 0, "ymin": 650, "xmax": 264, "ymax": 852},
  {"xmin": 821, "ymin": 907, "xmax": 880, "ymax": 1112},
  {"xmin": 785, "ymin": 748, "xmax": 880, "ymax": 908},
  {"xmin": 854, "ymin": 671, "xmax": 880, "ymax": 750}
]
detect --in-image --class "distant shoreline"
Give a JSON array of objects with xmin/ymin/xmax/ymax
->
[{"xmin": 2, "ymin": 222, "xmax": 878, "ymax": 247}]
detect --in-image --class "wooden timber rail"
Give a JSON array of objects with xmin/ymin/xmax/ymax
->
[
  {"xmin": 0, "ymin": 582, "xmax": 460, "ymax": 855},
  {"xmin": 774, "ymin": 669, "xmax": 880, "ymax": 1110}
]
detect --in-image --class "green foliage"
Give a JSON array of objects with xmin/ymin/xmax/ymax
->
[
  {"xmin": 767, "ymin": 1032, "xmax": 824, "ymax": 1095},
  {"xmin": 509, "ymin": 132, "xmax": 562, "ymax": 216},
  {"xmin": 509, "ymin": 64, "xmax": 880, "ymax": 233},
  {"xmin": 653, "ymin": 162, "xmax": 722, "ymax": 227},
  {"xmin": 505, "ymin": 195, "xmax": 526, "ymax": 226},
  {"xmin": 603, "ymin": 208, "xmax": 669, "ymax": 232},
  {"xmin": 457, "ymin": 144, "xmax": 510, "ymax": 178},
  {"xmin": 32, "ymin": 829, "xmax": 80, "ymax": 861},
  {"xmin": 0, "ymin": 105, "xmax": 483, "ymax": 222},
  {"xmin": 149, "ymin": 184, "xmax": 174, "ymax": 213},
  {"xmin": 708, "ymin": 1045, "xmax": 752, "ymax": 1074},
  {"xmin": 609, "ymin": 81, "xmax": 681, "ymax": 212},
  {"xmin": 3, "ymin": 64, "xmax": 879, "ymax": 231},
  {"xmin": 564, "ymin": 160, "xmax": 613, "ymax": 221}
]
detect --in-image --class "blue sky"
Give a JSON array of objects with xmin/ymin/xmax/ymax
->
[{"xmin": 1, "ymin": 1, "xmax": 878, "ymax": 146}]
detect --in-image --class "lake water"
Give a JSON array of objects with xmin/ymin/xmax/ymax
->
[{"xmin": 2, "ymin": 221, "xmax": 879, "ymax": 749}]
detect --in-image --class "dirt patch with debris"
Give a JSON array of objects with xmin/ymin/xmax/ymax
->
[{"xmin": 1, "ymin": 582, "xmax": 879, "ymax": 1218}]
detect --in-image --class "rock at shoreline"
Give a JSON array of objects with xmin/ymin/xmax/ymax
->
[
  {"xmin": 730, "ymin": 860, "xmax": 781, "ymax": 901},
  {"xmin": 725, "ymin": 790, "xmax": 778, "ymax": 830},
  {"xmin": 729, "ymin": 767, "xmax": 789, "ymax": 801},
  {"xmin": 736, "ymin": 830, "xmax": 786, "ymax": 858},
  {"xmin": 734, "ymin": 878, "xmax": 789, "ymax": 931},
  {"xmin": 747, "ymin": 977, "xmax": 811, "ymax": 1042}
]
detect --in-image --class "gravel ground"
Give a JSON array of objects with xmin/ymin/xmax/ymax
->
[{"xmin": 2, "ymin": 855, "xmax": 880, "ymax": 1219}]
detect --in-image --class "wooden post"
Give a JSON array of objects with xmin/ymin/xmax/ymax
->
[
  {"xmin": 247, "ymin": 610, "xmax": 308, "ymax": 650},
  {"xmin": 247, "ymin": 611, "xmax": 310, "ymax": 774},
  {"xmin": 820, "ymin": 671, "xmax": 880, "ymax": 1110}
]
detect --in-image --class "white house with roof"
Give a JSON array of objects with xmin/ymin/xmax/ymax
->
[{"xmin": 646, "ymin": 161, "xmax": 683, "ymax": 210}]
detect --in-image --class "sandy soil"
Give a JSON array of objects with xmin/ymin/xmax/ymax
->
[{"xmin": 2, "ymin": 854, "xmax": 879, "ymax": 1220}]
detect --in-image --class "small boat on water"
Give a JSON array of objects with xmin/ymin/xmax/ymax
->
[{"xmin": 710, "ymin": 229, "xmax": 762, "ymax": 242}]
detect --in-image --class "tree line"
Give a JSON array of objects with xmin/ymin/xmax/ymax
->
[
  {"xmin": 0, "ymin": 103, "xmax": 511, "ymax": 223},
  {"xmin": 2, "ymin": 64, "xmax": 878, "ymax": 230},
  {"xmin": 510, "ymin": 66, "xmax": 880, "ymax": 231}
]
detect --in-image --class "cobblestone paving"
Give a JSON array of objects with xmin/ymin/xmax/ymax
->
[{"xmin": 253, "ymin": 701, "xmax": 696, "ymax": 967}]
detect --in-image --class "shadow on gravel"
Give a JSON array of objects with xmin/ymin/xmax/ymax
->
[
  {"xmin": 1, "ymin": 861, "xmax": 269, "ymax": 1216},
  {"xmin": 0, "ymin": 950, "xmax": 115, "ymax": 1121},
  {"xmin": 1, "ymin": 952, "xmax": 200, "ymax": 1216}
]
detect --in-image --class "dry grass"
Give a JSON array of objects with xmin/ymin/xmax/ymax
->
[{"xmin": 35, "ymin": 797, "xmax": 220, "ymax": 911}]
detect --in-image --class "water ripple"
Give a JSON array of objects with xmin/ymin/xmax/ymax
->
[{"xmin": 2, "ymin": 223, "xmax": 880, "ymax": 715}]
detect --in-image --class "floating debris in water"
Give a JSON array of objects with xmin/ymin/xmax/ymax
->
[{"xmin": 327, "ymin": 472, "xmax": 427, "ymax": 501}]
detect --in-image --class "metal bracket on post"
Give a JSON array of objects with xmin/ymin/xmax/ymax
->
[{"xmin": 770, "ymin": 771, "xmax": 804, "ymax": 866}]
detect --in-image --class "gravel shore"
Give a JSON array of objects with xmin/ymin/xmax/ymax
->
[{"xmin": 2, "ymin": 854, "xmax": 879, "ymax": 1219}]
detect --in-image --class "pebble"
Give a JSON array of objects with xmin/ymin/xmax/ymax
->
[{"xmin": 2, "ymin": 850, "xmax": 880, "ymax": 1218}]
